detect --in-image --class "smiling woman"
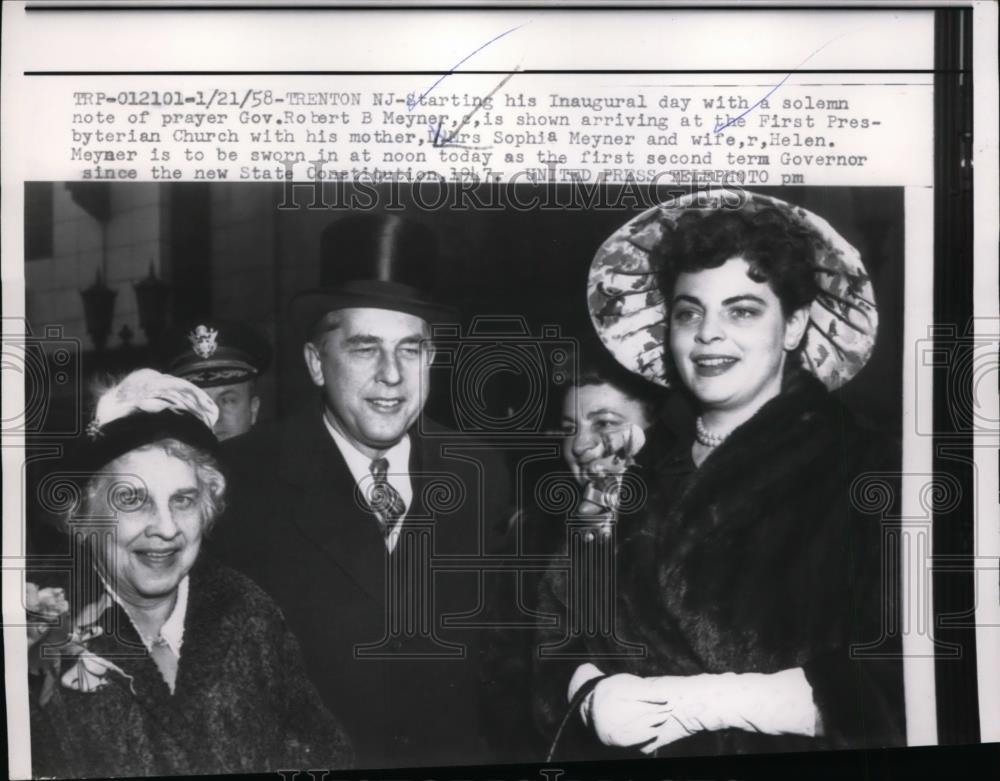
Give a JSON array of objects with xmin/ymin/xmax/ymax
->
[
  {"xmin": 538, "ymin": 190, "xmax": 904, "ymax": 760},
  {"xmin": 87, "ymin": 445, "xmax": 217, "ymax": 627},
  {"xmin": 27, "ymin": 369, "xmax": 352, "ymax": 777}
]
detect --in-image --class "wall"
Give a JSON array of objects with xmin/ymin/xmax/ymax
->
[{"xmin": 25, "ymin": 183, "xmax": 167, "ymax": 349}]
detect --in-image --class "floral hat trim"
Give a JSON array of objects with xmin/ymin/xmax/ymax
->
[
  {"xmin": 77, "ymin": 369, "xmax": 220, "ymax": 472},
  {"xmin": 587, "ymin": 188, "xmax": 879, "ymax": 390}
]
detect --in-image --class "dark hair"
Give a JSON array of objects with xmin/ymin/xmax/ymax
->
[
  {"xmin": 652, "ymin": 206, "xmax": 820, "ymax": 388},
  {"xmin": 566, "ymin": 344, "xmax": 663, "ymax": 424},
  {"xmin": 655, "ymin": 206, "xmax": 819, "ymax": 316}
]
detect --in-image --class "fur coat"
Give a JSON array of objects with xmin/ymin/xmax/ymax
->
[
  {"xmin": 536, "ymin": 371, "xmax": 905, "ymax": 758},
  {"xmin": 29, "ymin": 556, "xmax": 352, "ymax": 778}
]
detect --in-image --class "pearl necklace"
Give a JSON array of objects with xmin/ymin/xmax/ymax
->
[{"xmin": 695, "ymin": 416, "xmax": 730, "ymax": 448}]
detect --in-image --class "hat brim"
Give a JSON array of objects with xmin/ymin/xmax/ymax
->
[
  {"xmin": 290, "ymin": 285, "xmax": 458, "ymax": 342},
  {"xmin": 74, "ymin": 409, "xmax": 219, "ymax": 474},
  {"xmin": 588, "ymin": 188, "xmax": 878, "ymax": 391},
  {"xmin": 178, "ymin": 365, "xmax": 259, "ymax": 388}
]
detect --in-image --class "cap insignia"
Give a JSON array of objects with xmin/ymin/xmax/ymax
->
[{"xmin": 188, "ymin": 325, "xmax": 219, "ymax": 359}]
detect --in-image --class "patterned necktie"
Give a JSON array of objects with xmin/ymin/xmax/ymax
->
[{"xmin": 368, "ymin": 457, "xmax": 406, "ymax": 539}]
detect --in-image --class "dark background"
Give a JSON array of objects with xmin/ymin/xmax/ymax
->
[{"xmin": 22, "ymin": 182, "xmax": 905, "ymax": 553}]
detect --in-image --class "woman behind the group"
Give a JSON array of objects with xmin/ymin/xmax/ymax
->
[
  {"xmin": 538, "ymin": 190, "xmax": 904, "ymax": 758},
  {"xmin": 28, "ymin": 369, "xmax": 351, "ymax": 777},
  {"xmin": 482, "ymin": 352, "xmax": 661, "ymax": 760}
]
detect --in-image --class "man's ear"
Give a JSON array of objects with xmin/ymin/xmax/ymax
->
[
  {"xmin": 303, "ymin": 342, "xmax": 325, "ymax": 387},
  {"xmin": 784, "ymin": 306, "xmax": 810, "ymax": 351},
  {"xmin": 250, "ymin": 395, "xmax": 261, "ymax": 425}
]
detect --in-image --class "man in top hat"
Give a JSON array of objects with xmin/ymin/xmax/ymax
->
[
  {"xmin": 209, "ymin": 214, "xmax": 510, "ymax": 769},
  {"xmin": 162, "ymin": 320, "xmax": 271, "ymax": 441}
]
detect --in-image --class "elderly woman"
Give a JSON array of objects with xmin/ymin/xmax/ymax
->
[
  {"xmin": 537, "ymin": 190, "xmax": 904, "ymax": 758},
  {"xmin": 27, "ymin": 369, "xmax": 351, "ymax": 777}
]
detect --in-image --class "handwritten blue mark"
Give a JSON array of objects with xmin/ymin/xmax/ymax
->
[
  {"xmin": 407, "ymin": 23, "xmax": 527, "ymax": 111},
  {"xmin": 713, "ymin": 73, "xmax": 792, "ymax": 134},
  {"xmin": 714, "ymin": 31, "xmax": 853, "ymax": 133},
  {"xmin": 427, "ymin": 119, "xmax": 442, "ymax": 145}
]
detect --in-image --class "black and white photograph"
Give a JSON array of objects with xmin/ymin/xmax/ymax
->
[
  {"xmin": 2, "ymin": 3, "xmax": 997, "ymax": 780},
  {"xmin": 6, "ymin": 180, "xmax": 925, "ymax": 773}
]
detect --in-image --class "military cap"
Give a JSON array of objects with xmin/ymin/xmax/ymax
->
[{"xmin": 162, "ymin": 320, "xmax": 272, "ymax": 388}]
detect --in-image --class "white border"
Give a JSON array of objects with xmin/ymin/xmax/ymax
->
[
  {"xmin": 902, "ymin": 183, "xmax": 938, "ymax": 746},
  {"xmin": 3, "ymin": 2, "xmax": 997, "ymax": 777},
  {"xmin": 972, "ymin": 0, "xmax": 1000, "ymax": 745}
]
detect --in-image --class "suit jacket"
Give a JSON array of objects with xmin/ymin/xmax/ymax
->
[{"xmin": 208, "ymin": 404, "xmax": 510, "ymax": 769}]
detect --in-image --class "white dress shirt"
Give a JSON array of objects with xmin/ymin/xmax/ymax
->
[
  {"xmin": 323, "ymin": 414, "xmax": 413, "ymax": 553},
  {"xmin": 107, "ymin": 573, "xmax": 189, "ymax": 657}
]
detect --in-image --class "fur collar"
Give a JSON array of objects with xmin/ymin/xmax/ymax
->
[{"xmin": 617, "ymin": 371, "xmax": 893, "ymax": 673}]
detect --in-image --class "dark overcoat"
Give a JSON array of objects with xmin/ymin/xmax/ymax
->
[
  {"xmin": 536, "ymin": 371, "xmax": 906, "ymax": 759},
  {"xmin": 209, "ymin": 405, "xmax": 510, "ymax": 768},
  {"xmin": 30, "ymin": 557, "xmax": 351, "ymax": 778}
]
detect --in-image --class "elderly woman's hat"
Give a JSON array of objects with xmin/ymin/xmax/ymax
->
[
  {"xmin": 289, "ymin": 214, "xmax": 457, "ymax": 339},
  {"xmin": 588, "ymin": 188, "xmax": 878, "ymax": 390},
  {"xmin": 76, "ymin": 369, "xmax": 219, "ymax": 473}
]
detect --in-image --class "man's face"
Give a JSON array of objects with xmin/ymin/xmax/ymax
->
[
  {"xmin": 304, "ymin": 307, "xmax": 433, "ymax": 459},
  {"xmin": 202, "ymin": 381, "xmax": 260, "ymax": 441}
]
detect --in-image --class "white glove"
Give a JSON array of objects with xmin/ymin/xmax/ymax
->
[
  {"xmin": 571, "ymin": 665, "xmax": 818, "ymax": 753},
  {"xmin": 584, "ymin": 672, "xmax": 676, "ymax": 749},
  {"xmin": 640, "ymin": 668, "xmax": 818, "ymax": 754},
  {"xmin": 570, "ymin": 664, "xmax": 669, "ymax": 747},
  {"xmin": 568, "ymin": 661, "xmax": 606, "ymax": 705}
]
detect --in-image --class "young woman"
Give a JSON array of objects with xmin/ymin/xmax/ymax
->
[{"xmin": 538, "ymin": 191, "xmax": 904, "ymax": 758}]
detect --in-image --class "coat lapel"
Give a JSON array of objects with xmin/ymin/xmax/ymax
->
[{"xmin": 277, "ymin": 410, "xmax": 388, "ymax": 604}]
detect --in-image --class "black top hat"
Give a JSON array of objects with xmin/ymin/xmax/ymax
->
[
  {"xmin": 289, "ymin": 214, "xmax": 457, "ymax": 339},
  {"xmin": 162, "ymin": 319, "xmax": 272, "ymax": 388}
]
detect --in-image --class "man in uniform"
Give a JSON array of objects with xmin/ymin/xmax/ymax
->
[
  {"xmin": 162, "ymin": 320, "xmax": 271, "ymax": 441},
  {"xmin": 210, "ymin": 214, "xmax": 509, "ymax": 768}
]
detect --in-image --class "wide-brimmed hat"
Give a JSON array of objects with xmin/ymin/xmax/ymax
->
[
  {"xmin": 588, "ymin": 189, "xmax": 878, "ymax": 390},
  {"xmin": 162, "ymin": 319, "xmax": 271, "ymax": 388},
  {"xmin": 290, "ymin": 214, "xmax": 457, "ymax": 340}
]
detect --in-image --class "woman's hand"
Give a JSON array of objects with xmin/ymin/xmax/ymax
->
[
  {"xmin": 573, "ymin": 424, "xmax": 646, "ymax": 517},
  {"xmin": 641, "ymin": 669, "xmax": 819, "ymax": 753},
  {"xmin": 585, "ymin": 673, "xmax": 674, "ymax": 749},
  {"xmin": 577, "ymin": 668, "xmax": 819, "ymax": 754},
  {"xmin": 586, "ymin": 674, "xmax": 718, "ymax": 753},
  {"xmin": 578, "ymin": 424, "xmax": 646, "ymax": 484}
]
